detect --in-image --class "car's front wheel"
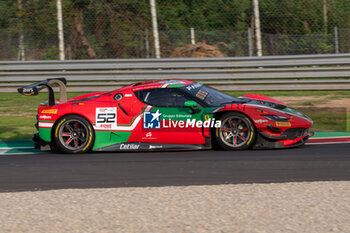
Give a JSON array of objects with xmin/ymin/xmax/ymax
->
[
  {"xmin": 53, "ymin": 115, "xmax": 94, "ymax": 153},
  {"xmin": 215, "ymin": 112, "xmax": 256, "ymax": 150}
]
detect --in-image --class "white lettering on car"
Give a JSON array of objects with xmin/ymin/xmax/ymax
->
[{"xmin": 119, "ymin": 144, "xmax": 140, "ymax": 150}]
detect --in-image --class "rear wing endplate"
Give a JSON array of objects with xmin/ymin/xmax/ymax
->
[{"xmin": 17, "ymin": 78, "xmax": 67, "ymax": 106}]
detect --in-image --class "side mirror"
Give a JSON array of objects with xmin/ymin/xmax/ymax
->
[
  {"xmin": 184, "ymin": 100, "xmax": 198, "ymax": 107},
  {"xmin": 184, "ymin": 100, "xmax": 200, "ymax": 114}
]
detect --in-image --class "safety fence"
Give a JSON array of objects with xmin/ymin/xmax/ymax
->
[{"xmin": 1, "ymin": 53, "xmax": 350, "ymax": 92}]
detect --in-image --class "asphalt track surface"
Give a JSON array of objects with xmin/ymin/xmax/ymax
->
[{"xmin": 0, "ymin": 143, "xmax": 349, "ymax": 192}]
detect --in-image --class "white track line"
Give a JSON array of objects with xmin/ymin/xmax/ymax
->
[
  {"xmin": 306, "ymin": 141, "xmax": 350, "ymax": 145},
  {"xmin": 311, "ymin": 136, "xmax": 350, "ymax": 139},
  {"xmin": 0, "ymin": 147, "xmax": 34, "ymax": 150},
  {"xmin": 0, "ymin": 149, "xmax": 9, "ymax": 155},
  {"xmin": 0, "ymin": 147, "xmax": 39, "ymax": 155}
]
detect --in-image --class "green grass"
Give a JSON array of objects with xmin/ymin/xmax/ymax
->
[
  {"xmin": 0, "ymin": 91, "xmax": 349, "ymax": 140},
  {"xmin": 0, "ymin": 93, "xmax": 85, "ymax": 140},
  {"xmin": 296, "ymin": 108, "xmax": 348, "ymax": 132}
]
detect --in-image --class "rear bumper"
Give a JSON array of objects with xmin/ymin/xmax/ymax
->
[{"xmin": 32, "ymin": 133, "xmax": 51, "ymax": 150}]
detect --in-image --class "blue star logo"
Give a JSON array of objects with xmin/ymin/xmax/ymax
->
[{"xmin": 143, "ymin": 110, "xmax": 161, "ymax": 129}]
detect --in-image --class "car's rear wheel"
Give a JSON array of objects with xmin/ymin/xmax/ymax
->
[
  {"xmin": 53, "ymin": 115, "xmax": 94, "ymax": 153},
  {"xmin": 215, "ymin": 112, "xmax": 256, "ymax": 150}
]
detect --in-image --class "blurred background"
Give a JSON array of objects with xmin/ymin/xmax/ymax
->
[{"xmin": 0, "ymin": 0, "xmax": 349, "ymax": 60}]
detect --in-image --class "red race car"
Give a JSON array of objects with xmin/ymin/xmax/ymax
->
[{"xmin": 18, "ymin": 78, "xmax": 313, "ymax": 153}]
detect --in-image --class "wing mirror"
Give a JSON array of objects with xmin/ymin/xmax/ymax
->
[
  {"xmin": 184, "ymin": 100, "xmax": 198, "ymax": 107},
  {"xmin": 184, "ymin": 101, "xmax": 201, "ymax": 114}
]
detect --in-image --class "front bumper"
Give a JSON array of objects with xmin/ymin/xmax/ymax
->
[{"xmin": 253, "ymin": 128, "xmax": 313, "ymax": 149}]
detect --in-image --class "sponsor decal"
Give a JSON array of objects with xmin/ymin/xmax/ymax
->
[
  {"xmin": 276, "ymin": 121, "xmax": 291, "ymax": 127},
  {"xmin": 149, "ymin": 145, "xmax": 163, "ymax": 149},
  {"xmin": 99, "ymin": 124, "xmax": 112, "ymax": 128},
  {"xmin": 186, "ymin": 83, "xmax": 202, "ymax": 91},
  {"xmin": 195, "ymin": 90, "xmax": 208, "ymax": 100},
  {"xmin": 23, "ymin": 87, "xmax": 33, "ymax": 93},
  {"xmin": 125, "ymin": 94, "xmax": 133, "ymax": 97},
  {"xmin": 42, "ymin": 109, "xmax": 58, "ymax": 114},
  {"xmin": 38, "ymin": 122, "xmax": 54, "ymax": 128},
  {"xmin": 204, "ymin": 115, "xmax": 210, "ymax": 121},
  {"xmin": 96, "ymin": 107, "xmax": 117, "ymax": 129},
  {"xmin": 22, "ymin": 88, "xmax": 35, "ymax": 95},
  {"xmin": 163, "ymin": 118, "xmax": 221, "ymax": 128},
  {"xmin": 142, "ymin": 132, "xmax": 157, "ymax": 140},
  {"xmin": 120, "ymin": 143, "xmax": 140, "ymax": 150},
  {"xmin": 163, "ymin": 114, "xmax": 192, "ymax": 118},
  {"xmin": 143, "ymin": 110, "xmax": 221, "ymax": 130},
  {"xmin": 254, "ymin": 119, "xmax": 268, "ymax": 124},
  {"xmin": 39, "ymin": 115, "xmax": 52, "ymax": 120},
  {"xmin": 143, "ymin": 110, "xmax": 161, "ymax": 129}
]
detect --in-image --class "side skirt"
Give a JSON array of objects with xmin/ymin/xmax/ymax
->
[{"xmin": 95, "ymin": 140, "xmax": 212, "ymax": 152}]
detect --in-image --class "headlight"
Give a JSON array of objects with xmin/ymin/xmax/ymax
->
[{"xmin": 262, "ymin": 115, "xmax": 289, "ymax": 122}]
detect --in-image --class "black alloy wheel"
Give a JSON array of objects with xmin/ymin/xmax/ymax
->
[
  {"xmin": 53, "ymin": 115, "xmax": 94, "ymax": 153},
  {"xmin": 215, "ymin": 112, "xmax": 256, "ymax": 150}
]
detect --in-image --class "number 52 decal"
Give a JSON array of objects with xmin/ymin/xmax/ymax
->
[
  {"xmin": 96, "ymin": 107, "xmax": 117, "ymax": 129},
  {"xmin": 97, "ymin": 113, "xmax": 116, "ymax": 123}
]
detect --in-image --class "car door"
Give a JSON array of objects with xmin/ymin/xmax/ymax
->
[{"xmin": 135, "ymin": 88, "xmax": 206, "ymax": 145}]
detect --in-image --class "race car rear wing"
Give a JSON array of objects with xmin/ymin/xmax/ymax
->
[{"xmin": 17, "ymin": 78, "xmax": 67, "ymax": 106}]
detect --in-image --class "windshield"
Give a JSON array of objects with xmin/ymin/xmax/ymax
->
[{"xmin": 180, "ymin": 83, "xmax": 239, "ymax": 107}]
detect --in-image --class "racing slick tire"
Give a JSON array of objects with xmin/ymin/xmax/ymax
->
[
  {"xmin": 53, "ymin": 115, "xmax": 94, "ymax": 154},
  {"xmin": 215, "ymin": 112, "xmax": 256, "ymax": 150}
]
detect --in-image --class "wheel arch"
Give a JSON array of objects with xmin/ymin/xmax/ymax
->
[
  {"xmin": 51, "ymin": 113, "xmax": 95, "ymax": 143},
  {"xmin": 213, "ymin": 110, "xmax": 255, "ymax": 125},
  {"xmin": 211, "ymin": 110, "xmax": 257, "ymax": 149},
  {"xmin": 212, "ymin": 110, "xmax": 257, "ymax": 135}
]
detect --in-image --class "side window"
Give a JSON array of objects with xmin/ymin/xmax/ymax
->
[{"xmin": 135, "ymin": 89, "xmax": 194, "ymax": 107}]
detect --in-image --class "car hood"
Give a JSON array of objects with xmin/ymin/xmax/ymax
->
[{"xmin": 240, "ymin": 93, "xmax": 313, "ymax": 124}]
